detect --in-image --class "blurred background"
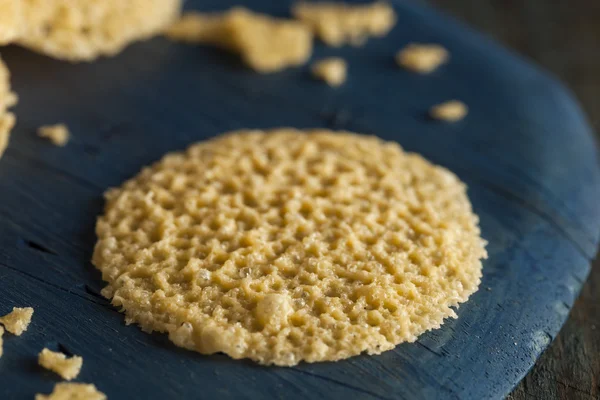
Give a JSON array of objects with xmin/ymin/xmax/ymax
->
[{"xmin": 428, "ymin": 1, "xmax": 599, "ymax": 399}]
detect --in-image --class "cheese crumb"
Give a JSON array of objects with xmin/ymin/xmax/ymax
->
[
  {"xmin": 39, "ymin": 348, "xmax": 83, "ymax": 381},
  {"xmin": 311, "ymin": 57, "xmax": 347, "ymax": 87},
  {"xmin": 292, "ymin": 1, "xmax": 396, "ymax": 47},
  {"xmin": 0, "ymin": 55, "xmax": 17, "ymax": 160},
  {"xmin": 35, "ymin": 383, "xmax": 106, "ymax": 400},
  {"xmin": 166, "ymin": 8, "xmax": 313, "ymax": 73},
  {"xmin": 0, "ymin": 326, "xmax": 4, "ymax": 358},
  {"xmin": 396, "ymin": 43, "xmax": 449, "ymax": 73},
  {"xmin": 0, "ymin": 307, "xmax": 34, "ymax": 336},
  {"xmin": 38, "ymin": 124, "xmax": 70, "ymax": 146},
  {"xmin": 430, "ymin": 100, "xmax": 468, "ymax": 122}
]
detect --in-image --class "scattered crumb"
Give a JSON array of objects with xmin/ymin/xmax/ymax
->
[
  {"xmin": 1, "ymin": 55, "xmax": 17, "ymax": 160},
  {"xmin": 430, "ymin": 100, "xmax": 468, "ymax": 122},
  {"xmin": 514, "ymin": 342, "xmax": 517, "ymax": 346},
  {"xmin": 38, "ymin": 124, "xmax": 70, "ymax": 146},
  {"xmin": 35, "ymin": 383, "xmax": 106, "ymax": 400},
  {"xmin": 486, "ymin": 287, "xmax": 492, "ymax": 291},
  {"xmin": 0, "ymin": 307, "xmax": 34, "ymax": 336},
  {"xmin": 292, "ymin": 1, "xmax": 396, "ymax": 47},
  {"xmin": 0, "ymin": 326, "xmax": 4, "ymax": 358},
  {"xmin": 311, "ymin": 57, "xmax": 347, "ymax": 87},
  {"xmin": 396, "ymin": 43, "xmax": 449, "ymax": 73},
  {"xmin": 39, "ymin": 348, "xmax": 83, "ymax": 381},
  {"xmin": 166, "ymin": 8, "xmax": 313, "ymax": 73}
]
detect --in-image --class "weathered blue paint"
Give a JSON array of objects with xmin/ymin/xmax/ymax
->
[{"xmin": 1, "ymin": 1, "xmax": 598, "ymax": 399}]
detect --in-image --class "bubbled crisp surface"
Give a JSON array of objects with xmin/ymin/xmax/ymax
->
[{"xmin": 92, "ymin": 129, "xmax": 487, "ymax": 366}]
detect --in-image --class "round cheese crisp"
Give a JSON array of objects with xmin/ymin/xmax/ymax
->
[
  {"xmin": 15, "ymin": 0, "xmax": 182, "ymax": 62},
  {"xmin": 93, "ymin": 129, "xmax": 487, "ymax": 366}
]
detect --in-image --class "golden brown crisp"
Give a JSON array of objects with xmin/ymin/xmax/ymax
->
[
  {"xmin": 166, "ymin": 8, "xmax": 313, "ymax": 73},
  {"xmin": 311, "ymin": 57, "xmax": 347, "ymax": 87},
  {"xmin": 13, "ymin": 0, "xmax": 182, "ymax": 62},
  {"xmin": 39, "ymin": 348, "xmax": 83, "ymax": 380},
  {"xmin": 292, "ymin": 2, "xmax": 396, "ymax": 47},
  {"xmin": 0, "ymin": 0, "xmax": 23, "ymax": 45},
  {"xmin": 396, "ymin": 43, "xmax": 449, "ymax": 73},
  {"xmin": 0, "ymin": 55, "xmax": 17, "ymax": 160},
  {"xmin": 0, "ymin": 307, "xmax": 34, "ymax": 336},
  {"xmin": 38, "ymin": 124, "xmax": 70, "ymax": 146},
  {"xmin": 93, "ymin": 129, "xmax": 486, "ymax": 366},
  {"xmin": 430, "ymin": 100, "xmax": 468, "ymax": 122},
  {"xmin": 35, "ymin": 383, "xmax": 106, "ymax": 400}
]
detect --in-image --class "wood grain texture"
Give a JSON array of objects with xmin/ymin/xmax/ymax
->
[
  {"xmin": 0, "ymin": 1, "xmax": 599, "ymax": 399},
  {"xmin": 427, "ymin": 2, "xmax": 600, "ymax": 398}
]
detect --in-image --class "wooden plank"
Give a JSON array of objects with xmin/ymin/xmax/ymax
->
[
  {"xmin": 427, "ymin": 1, "xmax": 600, "ymax": 398},
  {"xmin": 0, "ymin": 1, "xmax": 599, "ymax": 398}
]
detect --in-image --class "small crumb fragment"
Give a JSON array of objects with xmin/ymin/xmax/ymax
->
[
  {"xmin": 39, "ymin": 348, "xmax": 83, "ymax": 381},
  {"xmin": 311, "ymin": 57, "xmax": 347, "ymax": 87},
  {"xmin": 430, "ymin": 100, "xmax": 468, "ymax": 122},
  {"xmin": 396, "ymin": 43, "xmax": 449, "ymax": 73},
  {"xmin": 292, "ymin": 2, "xmax": 396, "ymax": 47},
  {"xmin": 38, "ymin": 124, "xmax": 70, "ymax": 146},
  {"xmin": 0, "ymin": 307, "xmax": 34, "ymax": 336},
  {"xmin": 0, "ymin": 326, "xmax": 4, "ymax": 358},
  {"xmin": 1, "ymin": 55, "xmax": 17, "ymax": 160},
  {"xmin": 35, "ymin": 383, "xmax": 106, "ymax": 400},
  {"xmin": 166, "ymin": 8, "xmax": 313, "ymax": 73}
]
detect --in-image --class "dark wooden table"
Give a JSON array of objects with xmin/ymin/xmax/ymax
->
[{"xmin": 427, "ymin": 1, "xmax": 600, "ymax": 399}]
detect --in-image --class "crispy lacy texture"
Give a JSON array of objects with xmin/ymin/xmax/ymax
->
[
  {"xmin": 13, "ymin": 0, "xmax": 182, "ymax": 61},
  {"xmin": 166, "ymin": 8, "xmax": 313, "ymax": 73},
  {"xmin": 93, "ymin": 129, "xmax": 487, "ymax": 366},
  {"xmin": 292, "ymin": 1, "xmax": 396, "ymax": 47}
]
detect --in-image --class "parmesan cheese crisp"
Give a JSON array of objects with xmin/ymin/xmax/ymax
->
[
  {"xmin": 3, "ymin": 0, "xmax": 182, "ymax": 62},
  {"xmin": 93, "ymin": 129, "xmax": 487, "ymax": 366}
]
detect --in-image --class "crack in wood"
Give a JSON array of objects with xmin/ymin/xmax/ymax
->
[
  {"xmin": 474, "ymin": 179, "xmax": 593, "ymax": 260},
  {"xmin": 0, "ymin": 261, "xmax": 116, "ymax": 312},
  {"xmin": 23, "ymin": 239, "xmax": 58, "ymax": 256},
  {"xmin": 289, "ymin": 368, "xmax": 394, "ymax": 400}
]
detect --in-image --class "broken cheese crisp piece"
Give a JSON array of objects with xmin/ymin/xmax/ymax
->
[
  {"xmin": 311, "ymin": 57, "xmax": 347, "ymax": 87},
  {"xmin": 14, "ymin": 0, "xmax": 182, "ymax": 62},
  {"xmin": 39, "ymin": 348, "xmax": 83, "ymax": 380},
  {"xmin": 0, "ymin": 55, "xmax": 18, "ymax": 160},
  {"xmin": 0, "ymin": 0, "xmax": 23, "ymax": 44},
  {"xmin": 292, "ymin": 1, "xmax": 396, "ymax": 47},
  {"xmin": 38, "ymin": 124, "xmax": 70, "ymax": 146},
  {"xmin": 430, "ymin": 100, "xmax": 468, "ymax": 122},
  {"xmin": 0, "ymin": 326, "xmax": 4, "ymax": 358},
  {"xmin": 35, "ymin": 383, "xmax": 106, "ymax": 400},
  {"xmin": 0, "ymin": 307, "xmax": 34, "ymax": 336},
  {"xmin": 396, "ymin": 43, "xmax": 449, "ymax": 73},
  {"xmin": 166, "ymin": 8, "xmax": 313, "ymax": 73}
]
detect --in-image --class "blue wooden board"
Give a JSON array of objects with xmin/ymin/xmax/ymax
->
[{"xmin": 1, "ymin": 1, "xmax": 599, "ymax": 399}]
